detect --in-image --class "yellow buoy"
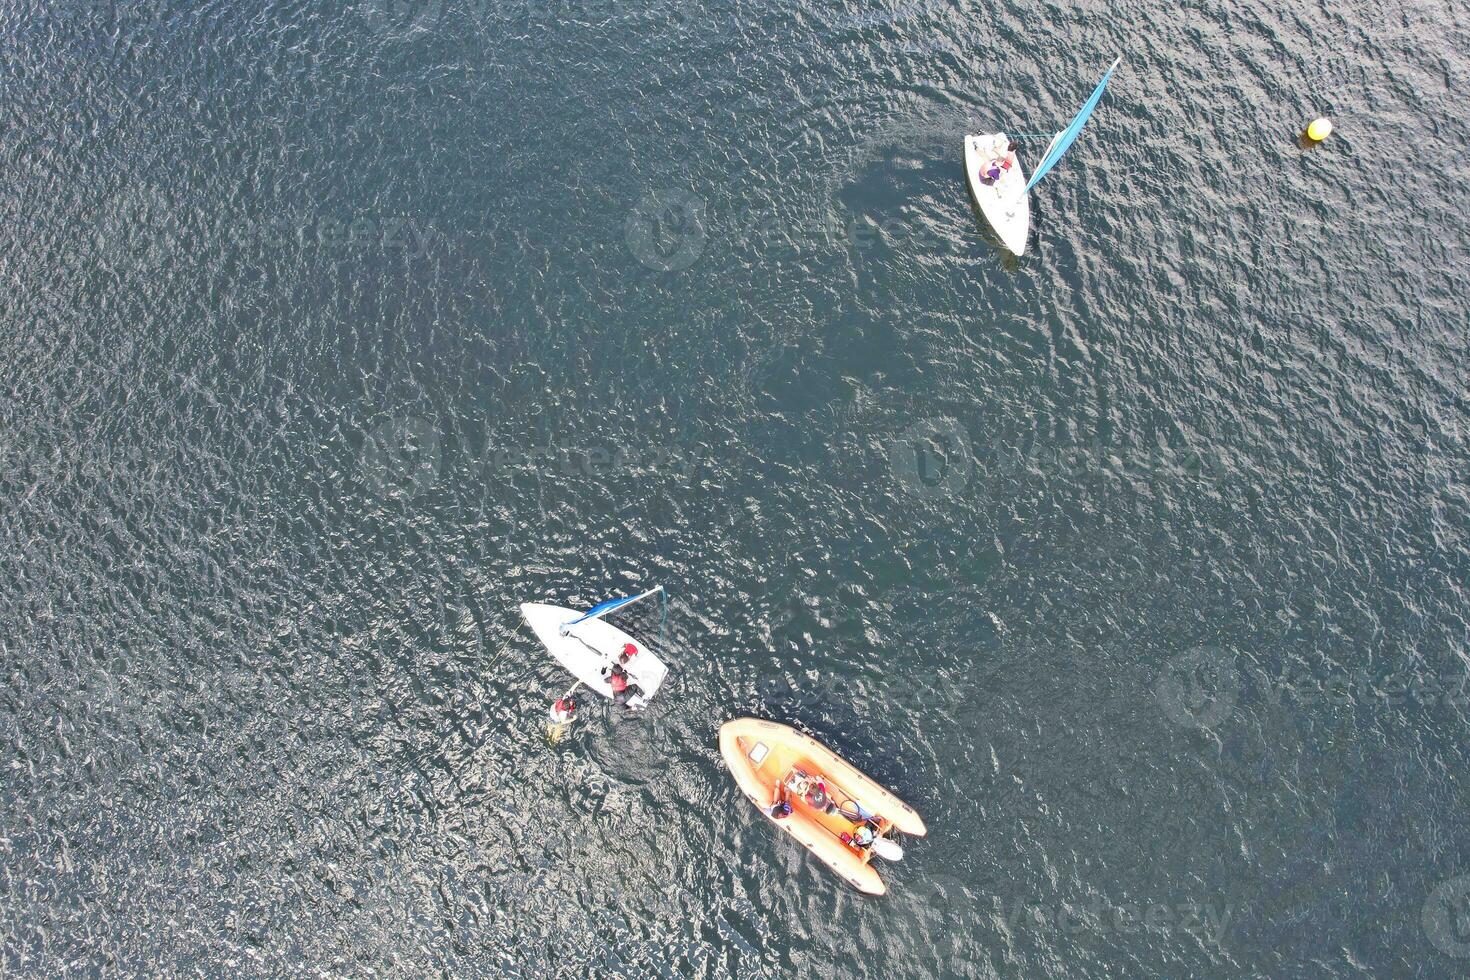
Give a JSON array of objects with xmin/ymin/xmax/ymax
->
[{"xmin": 1307, "ymin": 117, "xmax": 1333, "ymax": 141}]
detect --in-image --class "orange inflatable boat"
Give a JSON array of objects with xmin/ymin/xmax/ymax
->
[{"xmin": 719, "ymin": 718, "xmax": 926, "ymax": 895}]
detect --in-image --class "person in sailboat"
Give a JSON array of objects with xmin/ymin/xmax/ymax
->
[
  {"xmin": 604, "ymin": 647, "xmax": 645, "ymax": 709},
  {"xmin": 606, "ymin": 664, "xmax": 644, "ymax": 708},
  {"xmin": 986, "ymin": 136, "xmax": 1018, "ymax": 182},
  {"xmin": 612, "ymin": 643, "xmax": 642, "ymax": 680}
]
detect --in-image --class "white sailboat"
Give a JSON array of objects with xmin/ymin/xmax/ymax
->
[
  {"xmin": 521, "ymin": 586, "xmax": 669, "ymax": 710},
  {"xmin": 964, "ymin": 132, "xmax": 1030, "ymax": 255},
  {"xmin": 965, "ymin": 57, "xmax": 1121, "ymax": 256}
]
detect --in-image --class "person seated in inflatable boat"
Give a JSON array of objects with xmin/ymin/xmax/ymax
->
[
  {"xmin": 766, "ymin": 780, "xmax": 792, "ymax": 819},
  {"xmin": 784, "ymin": 770, "xmax": 839, "ymax": 814},
  {"xmin": 804, "ymin": 778, "xmax": 830, "ymax": 810},
  {"xmin": 840, "ymin": 824, "xmax": 877, "ymax": 852}
]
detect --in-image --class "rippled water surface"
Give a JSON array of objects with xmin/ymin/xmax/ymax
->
[{"xmin": 3, "ymin": 0, "xmax": 1468, "ymax": 975}]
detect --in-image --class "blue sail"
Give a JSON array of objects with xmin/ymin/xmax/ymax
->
[
  {"xmin": 1025, "ymin": 57, "xmax": 1121, "ymax": 192},
  {"xmin": 563, "ymin": 586, "xmax": 664, "ymax": 629},
  {"xmin": 567, "ymin": 594, "xmax": 643, "ymax": 625}
]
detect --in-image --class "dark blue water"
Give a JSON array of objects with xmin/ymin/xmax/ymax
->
[{"xmin": 2, "ymin": 0, "xmax": 1468, "ymax": 975}]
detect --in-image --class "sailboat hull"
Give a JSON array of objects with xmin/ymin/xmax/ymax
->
[
  {"xmin": 521, "ymin": 602, "xmax": 668, "ymax": 708},
  {"xmin": 964, "ymin": 132, "xmax": 1030, "ymax": 256}
]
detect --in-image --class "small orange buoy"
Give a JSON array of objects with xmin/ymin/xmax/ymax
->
[{"xmin": 1306, "ymin": 117, "xmax": 1333, "ymax": 142}]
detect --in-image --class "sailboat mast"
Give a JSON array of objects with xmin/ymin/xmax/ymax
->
[{"xmin": 1024, "ymin": 56, "xmax": 1122, "ymax": 192}]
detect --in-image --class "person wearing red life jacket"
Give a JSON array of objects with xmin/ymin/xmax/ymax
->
[
  {"xmin": 604, "ymin": 643, "xmax": 645, "ymax": 709},
  {"xmin": 548, "ymin": 695, "xmax": 577, "ymax": 725}
]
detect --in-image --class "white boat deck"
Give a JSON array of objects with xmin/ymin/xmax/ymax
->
[{"xmin": 964, "ymin": 132, "xmax": 1030, "ymax": 256}]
